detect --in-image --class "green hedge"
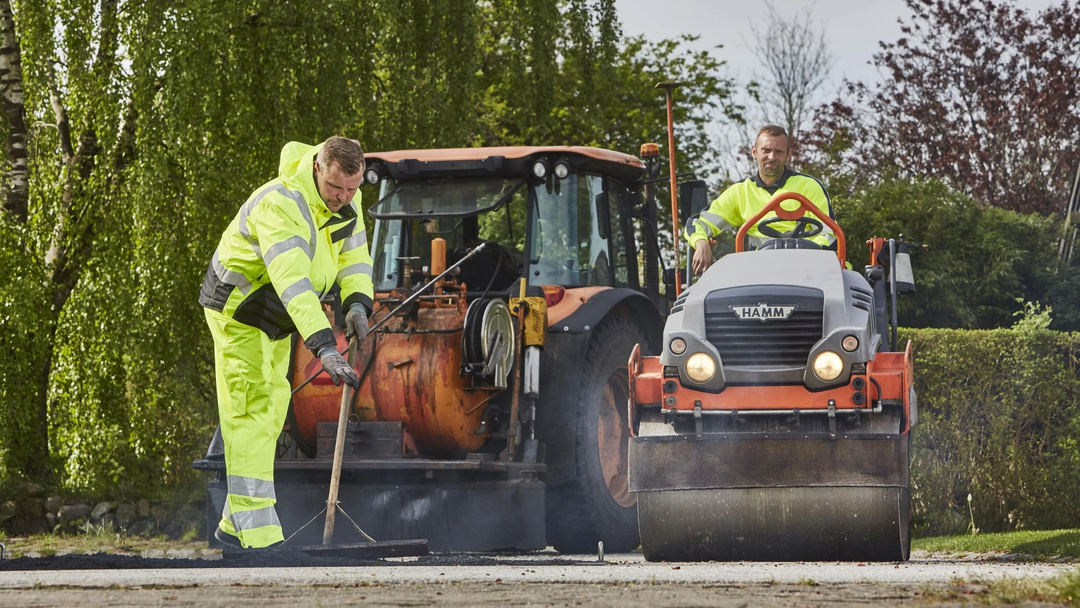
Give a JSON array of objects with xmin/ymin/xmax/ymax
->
[{"xmin": 906, "ymin": 326, "xmax": 1080, "ymax": 536}]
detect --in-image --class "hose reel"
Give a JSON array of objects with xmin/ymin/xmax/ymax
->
[{"xmin": 461, "ymin": 298, "xmax": 515, "ymax": 388}]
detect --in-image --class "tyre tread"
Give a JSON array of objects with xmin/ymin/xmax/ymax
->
[{"xmin": 546, "ymin": 316, "xmax": 650, "ymax": 554}]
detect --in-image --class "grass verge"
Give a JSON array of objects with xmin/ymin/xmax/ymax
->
[
  {"xmin": 914, "ymin": 529, "xmax": 1080, "ymax": 560},
  {"xmin": 0, "ymin": 527, "xmax": 212, "ymax": 558},
  {"xmin": 920, "ymin": 571, "xmax": 1080, "ymax": 606}
]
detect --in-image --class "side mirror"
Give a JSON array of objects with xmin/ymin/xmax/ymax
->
[
  {"xmin": 663, "ymin": 267, "xmax": 686, "ymax": 290},
  {"xmin": 892, "ymin": 243, "xmax": 916, "ymax": 294},
  {"xmin": 678, "ymin": 180, "xmax": 709, "ymax": 221},
  {"xmin": 594, "ymin": 192, "xmax": 610, "ymax": 239}
]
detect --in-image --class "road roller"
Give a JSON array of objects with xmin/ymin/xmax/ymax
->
[
  {"xmin": 195, "ymin": 144, "xmax": 705, "ymax": 552},
  {"xmin": 628, "ymin": 191, "xmax": 918, "ymax": 561}
]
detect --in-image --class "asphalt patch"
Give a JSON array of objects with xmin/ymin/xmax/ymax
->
[{"xmin": 0, "ymin": 552, "xmax": 595, "ymax": 571}]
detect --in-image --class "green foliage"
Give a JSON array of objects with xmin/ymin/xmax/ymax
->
[
  {"xmin": 1012, "ymin": 299, "xmax": 1053, "ymax": 332},
  {"xmin": 835, "ymin": 177, "xmax": 1061, "ymax": 329},
  {"xmin": 1048, "ymin": 261, "xmax": 1080, "ymax": 332},
  {"xmin": 1054, "ymin": 568, "xmax": 1080, "ymax": 605},
  {"xmin": 0, "ymin": 219, "xmax": 51, "ymax": 486},
  {"xmin": 906, "ymin": 327, "xmax": 1080, "ymax": 536},
  {"xmin": 0, "ymin": 0, "xmax": 740, "ymax": 496}
]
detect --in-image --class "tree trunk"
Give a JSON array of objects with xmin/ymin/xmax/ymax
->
[{"xmin": 0, "ymin": 0, "xmax": 28, "ymax": 222}]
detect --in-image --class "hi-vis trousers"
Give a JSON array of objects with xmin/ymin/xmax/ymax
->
[{"xmin": 205, "ymin": 308, "xmax": 292, "ymax": 548}]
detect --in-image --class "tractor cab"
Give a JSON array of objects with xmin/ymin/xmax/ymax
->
[{"xmin": 365, "ymin": 148, "xmax": 644, "ymax": 298}]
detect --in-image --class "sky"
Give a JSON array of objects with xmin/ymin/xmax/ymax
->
[
  {"xmin": 616, "ymin": 0, "xmax": 1062, "ymax": 177},
  {"xmin": 616, "ymin": 0, "xmax": 1063, "ymax": 94}
]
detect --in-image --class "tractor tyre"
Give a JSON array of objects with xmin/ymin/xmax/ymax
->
[{"xmin": 546, "ymin": 317, "xmax": 644, "ymax": 554}]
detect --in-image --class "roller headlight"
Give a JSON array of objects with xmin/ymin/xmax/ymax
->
[
  {"xmin": 364, "ymin": 168, "xmax": 381, "ymax": 185},
  {"xmin": 685, "ymin": 352, "xmax": 716, "ymax": 383},
  {"xmin": 532, "ymin": 160, "xmax": 549, "ymax": 179},
  {"xmin": 553, "ymin": 160, "xmax": 570, "ymax": 179},
  {"xmin": 812, "ymin": 351, "xmax": 844, "ymax": 381}
]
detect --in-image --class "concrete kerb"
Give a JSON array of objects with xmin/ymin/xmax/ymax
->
[{"xmin": 0, "ymin": 554, "xmax": 1076, "ymax": 589}]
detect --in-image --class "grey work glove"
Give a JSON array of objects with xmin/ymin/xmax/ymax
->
[
  {"xmin": 319, "ymin": 348, "xmax": 360, "ymax": 389},
  {"xmin": 345, "ymin": 304, "xmax": 370, "ymax": 342}
]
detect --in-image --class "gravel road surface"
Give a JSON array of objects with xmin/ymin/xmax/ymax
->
[{"xmin": 0, "ymin": 551, "xmax": 1075, "ymax": 607}]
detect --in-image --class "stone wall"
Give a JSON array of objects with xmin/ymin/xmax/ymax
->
[{"xmin": 0, "ymin": 482, "xmax": 205, "ymax": 539}]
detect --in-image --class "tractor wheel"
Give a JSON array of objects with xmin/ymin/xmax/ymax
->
[{"xmin": 546, "ymin": 317, "xmax": 645, "ymax": 554}]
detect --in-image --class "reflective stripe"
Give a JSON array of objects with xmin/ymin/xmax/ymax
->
[
  {"xmin": 280, "ymin": 277, "xmax": 315, "ymax": 307},
  {"xmin": 700, "ymin": 211, "xmax": 724, "ymax": 227},
  {"xmin": 237, "ymin": 185, "xmax": 272, "ymax": 241},
  {"xmin": 212, "ymin": 250, "xmax": 253, "ymax": 296},
  {"xmin": 230, "ymin": 506, "xmax": 281, "ymax": 532},
  {"xmin": 293, "ymin": 195, "xmax": 317, "ymax": 253},
  {"xmin": 699, "ymin": 211, "xmax": 734, "ymax": 234},
  {"xmin": 227, "ymin": 475, "xmax": 276, "ymax": 500},
  {"xmin": 238, "ymin": 184, "xmax": 317, "ymax": 258},
  {"xmin": 264, "ymin": 235, "xmax": 312, "ymax": 267},
  {"xmin": 339, "ymin": 229, "xmax": 368, "ymax": 253},
  {"xmin": 691, "ymin": 219, "xmax": 711, "ymax": 236},
  {"xmin": 338, "ymin": 262, "xmax": 373, "ymax": 280}
]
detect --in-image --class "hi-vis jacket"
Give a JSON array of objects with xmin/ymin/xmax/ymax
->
[
  {"xmin": 686, "ymin": 167, "xmax": 835, "ymax": 249},
  {"xmin": 199, "ymin": 141, "xmax": 374, "ymax": 355}
]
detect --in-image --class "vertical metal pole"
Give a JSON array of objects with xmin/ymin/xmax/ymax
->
[
  {"xmin": 642, "ymin": 158, "xmax": 661, "ymax": 307},
  {"xmin": 889, "ymin": 239, "xmax": 899, "ymax": 352},
  {"xmin": 685, "ymin": 239, "xmax": 692, "ymax": 287},
  {"xmin": 656, "ymin": 82, "xmax": 683, "ymax": 297},
  {"xmin": 506, "ymin": 278, "xmax": 527, "ymax": 459},
  {"xmin": 1059, "ymin": 156, "xmax": 1080, "ymax": 269}
]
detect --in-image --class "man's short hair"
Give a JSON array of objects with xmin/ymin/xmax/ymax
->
[
  {"xmin": 757, "ymin": 125, "xmax": 788, "ymax": 140},
  {"xmin": 318, "ymin": 136, "xmax": 365, "ymax": 175}
]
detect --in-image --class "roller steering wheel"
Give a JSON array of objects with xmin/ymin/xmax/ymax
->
[{"xmin": 757, "ymin": 215, "xmax": 824, "ymax": 239}]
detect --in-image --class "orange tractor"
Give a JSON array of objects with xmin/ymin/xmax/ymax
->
[
  {"xmin": 196, "ymin": 145, "xmax": 690, "ymax": 552},
  {"xmin": 628, "ymin": 192, "xmax": 918, "ymax": 561}
]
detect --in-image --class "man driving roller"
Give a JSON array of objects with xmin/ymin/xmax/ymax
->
[{"xmin": 687, "ymin": 125, "xmax": 834, "ymax": 275}]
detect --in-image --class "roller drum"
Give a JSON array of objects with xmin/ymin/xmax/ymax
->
[
  {"xmin": 630, "ymin": 411, "xmax": 911, "ymax": 562},
  {"xmin": 638, "ymin": 485, "xmax": 910, "ymax": 562}
]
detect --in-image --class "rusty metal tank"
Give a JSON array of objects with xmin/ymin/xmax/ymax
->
[{"xmin": 289, "ymin": 287, "xmax": 494, "ymax": 459}]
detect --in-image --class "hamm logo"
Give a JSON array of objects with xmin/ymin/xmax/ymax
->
[{"xmin": 730, "ymin": 303, "xmax": 797, "ymax": 321}]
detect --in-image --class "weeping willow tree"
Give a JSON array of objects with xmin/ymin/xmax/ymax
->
[{"xmin": 0, "ymin": 0, "xmax": 738, "ymax": 497}]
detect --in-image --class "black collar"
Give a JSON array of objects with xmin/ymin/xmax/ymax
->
[
  {"xmin": 752, "ymin": 166, "xmax": 794, "ymax": 194},
  {"xmin": 321, "ymin": 202, "xmax": 357, "ymax": 229}
]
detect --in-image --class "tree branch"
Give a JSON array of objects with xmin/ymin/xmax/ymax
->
[{"xmin": 48, "ymin": 63, "xmax": 74, "ymax": 162}]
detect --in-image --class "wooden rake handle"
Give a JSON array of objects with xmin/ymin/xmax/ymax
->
[{"xmin": 322, "ymin": 335, "xmax": 359, "ymax": 545}]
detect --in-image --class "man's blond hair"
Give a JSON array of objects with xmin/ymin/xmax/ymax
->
[{"xmin": 317, "ymin": 136, "xmax": 365, "ymax": 175}]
